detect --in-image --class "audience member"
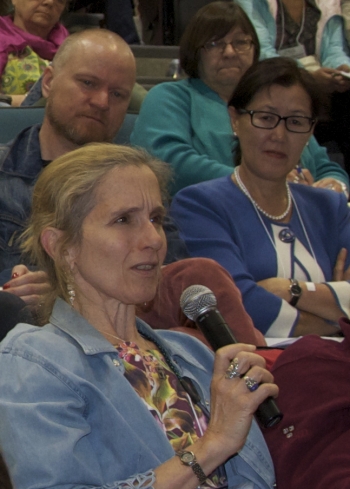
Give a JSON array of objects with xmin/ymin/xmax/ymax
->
[
  {"xmin": 0, "ymin": 27, "xmax": 135, "ymax": 312},
  {"xmin": 0, "ymin": 28, "xmax": 136, "ymax": 273},
  {"xmin": 171, "ymin": 58, "xmax": 350, "ymax": 338},
  {"xmin": 235, "ymin": 0, "xmax": 350, "ymax": 173},
  {"xmin": 131, "ymin": 1, "xmax": 349, "ymax": 195},
  {"xmin": 0, "ymin": 0, "xmax": 69, "ymax": 106},
  {"xmin": 0, "ymin": 143, "xmax": 277, "ymax": 488}
]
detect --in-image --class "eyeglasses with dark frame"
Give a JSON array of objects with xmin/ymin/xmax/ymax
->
[
  {"xmin": 203, "ymin": 38, "xmax": 253, "ymax": 55},
  {"xmin": 238, "ymin": 109, "xmax": 316, "ymax": 133}
]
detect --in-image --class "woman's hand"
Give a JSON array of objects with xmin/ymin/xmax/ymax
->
[
  {"xmin": 313, "ymin": 178, "xmax": 347, "ymax": 194},
  {"xmin": 2, "ymin": 265, "xmax": 50, "ymax": 308},
  {"xmin": 287, "ymin": 167, "xmax": 313, "ymax": 185},
  {"xmin": 333, "ymin": 248, "xmax": 350, "ymax": 281},
  {"xmin": 203, "ymin": 344, "xmax": 278, "ymax": 460},
  {"xmin": 311, "ymin": 67, "xmax": 350, "ymax": 93},
  {"xmin": 153, "ymin": 344, "xmax": 278, "ymax": 489},
  {"xmin": 287, "ymin": 170, "xmax": 347, "ymax": 194}
]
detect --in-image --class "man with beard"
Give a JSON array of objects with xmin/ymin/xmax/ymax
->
[{"xmin": 0, "ymin": 28, "xmax": 136, "ymax": 279}]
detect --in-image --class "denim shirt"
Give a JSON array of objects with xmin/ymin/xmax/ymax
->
[
  {"xmin": 0, "ymin": 124, "xmax": 44, "ymax": 272},
  {"xmin": 0, "ymin": 298, "xmax": 275, "ymax": 489}
]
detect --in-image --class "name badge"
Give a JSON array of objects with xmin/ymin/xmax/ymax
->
[{"xmin": 278, "ymin": 44, "xmax": 306, "ymax": 59}]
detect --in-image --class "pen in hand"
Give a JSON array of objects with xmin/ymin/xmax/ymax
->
[{"xmin": 296, "ymin": 164, "xmax": 306, "ymax": 181}]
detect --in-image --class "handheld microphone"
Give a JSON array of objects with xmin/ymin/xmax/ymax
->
[{"xmin": 180, "ymin": 285, "xmax": 283, "ymax": 428}]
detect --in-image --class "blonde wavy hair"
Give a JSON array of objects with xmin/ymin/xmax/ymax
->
[{"xmin": 22, "ymin": 143, "xmax": 171, "ymax": 324}]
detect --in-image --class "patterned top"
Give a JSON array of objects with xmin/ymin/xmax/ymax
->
[
  {"xmin": 1, "ymin": 46, "xmax": 49, "ymax": 95},
  {"xmin": 276, "ymin": 0, "xmax": 321, "ymax": 56},
  {"xmin": 116, "ymin": 341, "xmax": 228, "ymax": 488}
]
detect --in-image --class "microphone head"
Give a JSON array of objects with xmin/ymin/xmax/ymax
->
[{"xmin": 180, "ymin": 285, "xmax": 217, "ymax": 321}]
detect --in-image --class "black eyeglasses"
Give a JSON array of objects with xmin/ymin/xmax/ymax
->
[
  {"xmin": 238, "ymin": 109, "xmax": 315, "ymax": 133},
  {"xmin": 203, "ymin": 39, "xmax": 253, "ymax": 54}
]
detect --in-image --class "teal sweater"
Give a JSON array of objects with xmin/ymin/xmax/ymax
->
[{"xmin": 131, "ymin": 78, "xmax": 349, "ymax": 195}]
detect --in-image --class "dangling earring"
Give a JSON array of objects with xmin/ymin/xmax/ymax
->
[
  {"xmin": 66, "ymin": 270, "xmax": 76, "ymax": 306},
  {"xmin": 67, "ymin": 282, "xmax": 75, "ymax": 306}
]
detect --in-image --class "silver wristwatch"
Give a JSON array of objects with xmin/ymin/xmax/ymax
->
[{"xmin": 177, "ymin": 450, "xmax": 207, "ymax": 486}]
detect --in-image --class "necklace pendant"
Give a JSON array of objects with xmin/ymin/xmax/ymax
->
[{"xmin": 279, "ymin": 228, "xmax": 295, "ymax": 243}]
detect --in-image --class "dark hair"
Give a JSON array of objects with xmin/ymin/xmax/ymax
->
[
  {"xmin": 179, "ymin": 1, "xmax": 260, "ymax": 78},
  {"xmin": 228, "ymin": 57, "xmax": 326, "ymax": 119}
]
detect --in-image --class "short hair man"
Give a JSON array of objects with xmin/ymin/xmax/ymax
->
[
  {"xmin": 0, "ymin": 29, "xmax": 136, "ymax": 276},
  {"xmin": 0, "ymin": 29, "xmax": 136, "ymax": 307}
]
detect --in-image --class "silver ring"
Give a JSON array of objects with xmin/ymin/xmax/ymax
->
[
  {"xmin": 225, "ymin": 358, "xmax": 240, "ymax": 379},
  {"xmin": 244, "ymin": 376, "xmax": 259, "ymax": 392}
]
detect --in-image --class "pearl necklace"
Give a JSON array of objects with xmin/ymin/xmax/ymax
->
[{"xmin": 234, "ymin": 167, "xmax": 292, "ymax": 221}]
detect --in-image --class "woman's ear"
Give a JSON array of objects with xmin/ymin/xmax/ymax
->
[
  {"xmin": 228, "ymin": 106, "xmax": 240, "ymax": 135},
  {"xmin": 41, "ymin": 227, "xmax": 78, "ymax": 271},
  {"xmin": 40, "ymin": 227, "xmax": 63, "ymax": 260}
]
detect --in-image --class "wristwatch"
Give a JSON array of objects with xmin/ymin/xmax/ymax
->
[
  {"xmin": 289, "ymin": 278, "xmax": 302, "ymax": 306},
  {"xmin": 177, "ymin": 450, "xmax": 207, "ymax": 485}
]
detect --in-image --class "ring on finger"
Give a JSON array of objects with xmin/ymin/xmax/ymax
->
[
  {"xmin": 244, "ymin": 376, "xmax": 259, "ymax": 392},
  {"xmin": 225, "ymin": 358, "xmax": 240, "ymax": 379}
]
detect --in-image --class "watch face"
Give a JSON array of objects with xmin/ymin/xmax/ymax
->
[
  {"xmin": 290, "ymin": 284, "xmax": 301, "ymax": 296},
  {"xmin": 181, "ymin": 452, "xmax": 195, "ymax": 464}
]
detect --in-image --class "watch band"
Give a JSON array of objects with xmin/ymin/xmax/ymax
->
[
  {"xmin": 177, "ymin": 450, "xmax": 207, "ymax": 485},
  {"xmin": 289, "ymin": 278, "xmax": 302, "ymax": 306}
]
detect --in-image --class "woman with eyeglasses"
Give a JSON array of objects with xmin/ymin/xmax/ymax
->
[
  {"xmin": 171, "ymin": 57, "xmax": 350, "ymax": 338},
  {"xmin": 235, "ymin": 0, "xmax": 350, "ymax": 174},
  {"xmin": 131, "ymin": 1, "xmax": 348, "ymax": 196}
]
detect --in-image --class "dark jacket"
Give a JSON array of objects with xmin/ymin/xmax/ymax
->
[{"xmin": 0, "ymin": 124, "xmax": 44, "ymax": 271}]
